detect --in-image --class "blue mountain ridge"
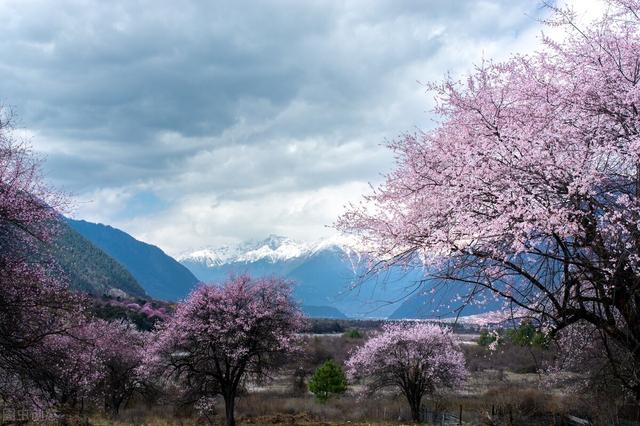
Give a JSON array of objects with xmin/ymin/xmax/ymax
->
[
  {"xmin": 67, "ymin": 219, "xmax": 502, "ymax": 319},
  {"xmin": 66, "ymin": 218, "xmax": 200, "ymax": 301},
  {"xmin": 180, "ymin": 243, "xmax": 502, "ymax": 319}
]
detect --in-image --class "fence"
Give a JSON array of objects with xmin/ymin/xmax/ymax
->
[
  {"xmin": 420, "ymin": 403, "xmax": 638, "ymax": 426},
  {"xmin": 420, "ymin": 406, "xmax": 461, "ymax": 425},
  {"xmin": 359, "ymin": 401, "xmax": 639, "ymax": 425}
]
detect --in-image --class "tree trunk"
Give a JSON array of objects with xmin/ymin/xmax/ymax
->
[
  {"xmin": 404, "ymin": 389, "xmax": 422, "ymax": 422},
  {"xmin": 223, "ymin": 392, "xmax": 236, "ymax": 426},
  {"xmin": 409, "ymin": 402, "xmax": 420, "ymax": 423},
  {"xmin": 110, "ymin": 394, "xmax": 122, "ymax": 417}
]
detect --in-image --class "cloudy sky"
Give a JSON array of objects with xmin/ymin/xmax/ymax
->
[{"xmin": 1, "ymin": 0, "xmax": 602, "ymax": 255}]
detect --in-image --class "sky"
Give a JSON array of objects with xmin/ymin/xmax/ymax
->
[{"xmin": 0, "ymin": 0, "xmax": 604, "ymax": 256}]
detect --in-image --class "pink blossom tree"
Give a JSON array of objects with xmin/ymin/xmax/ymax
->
[
  {"xmin": 92, "ymin": 320, "xmax": 147, "ymax": 416},
  {"xmin": 346, "ymin": 323, "xmax": 467, "ymax": 422},
  {"xmin": 0, "ymin": 260, "xmax": 82, "ymax": 382},
  {"xmin": 338, "ymin": 0, "xmax": 640, "ymax": 399},
  {"xmin": 0, "ymin": 108, "xmax": 149, "ymax": 419},
  {"xmin": 0, "ymin": 108, "xmax": 84, "ymax": 409},
  {"xmin": 543, "ymin": 321, "xmax": 626, "ymax": 397},
  {"xmin": 143, "ymin": 275, "xmax": 305, "ymax": 426},
  {"xmin": 15, "ymin": 319, "xmax": 147, "ymax": 418},
  {"xmin": 0, "ymin": 108, "xmax": 64, "ymax": 250},
  {"xmin": 27, "ymin": 322, "xmax": 104, "ymax": 415}
]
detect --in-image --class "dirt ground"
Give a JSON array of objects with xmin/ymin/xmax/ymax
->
[
  {"xmin": 88, "ymin": 415, "xmax": 417, "ymax": 426},
  {"xmin": 240, "ymin": 414, "xmax": 411, "ymax": 425}
]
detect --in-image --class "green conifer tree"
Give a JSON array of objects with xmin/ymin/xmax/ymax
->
[{"xmin": 308, "ymin": 359, "xmax": 348, "ymax": 402}]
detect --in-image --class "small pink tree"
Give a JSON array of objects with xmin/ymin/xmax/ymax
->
[
  {"xmin": 22, "ymin": 319, "xmax": 147, "ymax": 418},
  {"xmin": 346, "ymin": 323, "xmax": 467, "ymax": 422},
  {"xmin": 92, "ymin": 320, "xmax": 147, "ymax": 416},
  {"xmin": 143, "ymin": 275, "xmax": 304, "ymax": 426}
]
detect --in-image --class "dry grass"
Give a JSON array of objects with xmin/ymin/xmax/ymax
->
[
  {"xmin": 77, "ymin": 383, "xmax": 624, "ymax": 426},
  {"xmin": 82, "ymin": 388, "xmax": 571, "ymax": 426},
  {"xmin": 89, "ymin": 417, "xmax": 408, "ymax": 426},
  {"xmin": 236, "ymin": 393, "xmax": 413, "ymax": 422}
]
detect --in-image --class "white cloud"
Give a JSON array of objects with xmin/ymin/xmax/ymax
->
[{"xmin": 119, "ymin": 181, "xmax": 372, "ymax": 256}]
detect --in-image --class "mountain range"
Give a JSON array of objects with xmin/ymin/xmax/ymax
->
[
  {"xmin": 52, "ymin": 217, "xmax": 499, "ymax": 320},
  {"xmin": 178, "ymin": 235, "xmax": 403, "ymax": 318},
  {"xmin": 178, "ymin": 235, "xmax": 499, "ymax": 319}
]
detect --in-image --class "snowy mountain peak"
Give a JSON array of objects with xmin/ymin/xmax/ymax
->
[
  {"xmin": 177, "ymin": 247, "xmax": 237, "ymax": 267},
  {"xmin": 240, "ymin": 235, "xmax": 310, "ymax": 263},
  {"xmin": 178, "ymin": 234, "xmax": 358, "ymax": 266},
  {"xmin": 260, "ymin": 234, "xmax": 290, "ymax": 250}
]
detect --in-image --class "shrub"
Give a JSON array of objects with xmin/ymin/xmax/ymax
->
[
  {"xmin": 344, "ymin": 329, "xmax": 363, "ymax": 339},
  {"xmin": 478, "ymin": 323, "xmax": 549, "ymax": 349},
  {"xmin": 506, "ymin": 322, "xmax": 549, "ymax": 348},
  {"xmin": 308, "ymin": 360, "xmax": 348, "ymax": 402},
  {"xmin": 478, "ymin": 329, "xmax": 497, "ymax": 346}
]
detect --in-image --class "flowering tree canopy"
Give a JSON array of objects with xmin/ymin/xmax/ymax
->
[
  {"xmin": 0, "ymin": 108, "xmax": 83, "ymax": 410},
  {"xmin": 346, "ymin": 323, "xmax": 466, "ymax": 421},
  {"xmin": 0, "ymin": 101, "xmax": 146, "ymax": 421},
  {"xmin": 91, "ymin": 320, "xmax": 147, "ymax": 416},
  {"xmin": 8, "ymin": 318, "xmax": 145, "ymax": 417},
  {"xmin": 0, "ymin": 110, "xmax": 63, "ymax": 249},
  {"xmin": 338, "ymin": 0, "xmax": 640, "ymax": 398},
  {"xmin": 143, "ymin": 275, "xmax": 305, "ymax": 426}
]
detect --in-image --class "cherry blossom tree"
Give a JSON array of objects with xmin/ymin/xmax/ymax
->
[
  {"xmin": 338, "ymin": 0, "xmax": 640, "ymax": 399},
  {"xmin": 346, "ymin": 323, "xmax": 467, "ymax": 422},
  {"xmin": 0, "ymin": 108, "xmax": 149, "ymax": 420},
  {"xmin": 143, "ymin": 275, "xmax": 305, "ymax": 426},
  {"xmin": 92, "ymin": 320, "xmax": 147, "ymax": 416},
  {"xmin": 0, "ymin": 108, "xmax": 83, "ymax": 409},
  {"xmin": 13, "ymin": 319, "xmax": 146, "ymax": 419},
  {"xmin": 0, "ymin": 108, "xmax": 64, "ymax": 251},
  {"xmin": 0, "ymin": 260, "xmax": 81, "ymax": 386},
  {"xmin": 543, "ymin": 321, "xmax": 629, "ymax": 398},
  {"xmin": 27, "ymin": 323, "xmax": 104, "ymax": 415}
]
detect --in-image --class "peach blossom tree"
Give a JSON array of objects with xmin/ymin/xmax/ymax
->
[
  {"xmin": 0, "ymin": 108, "xmax": 85, "ymax": 410},
  {"xmin": 346, "ymin": 323, "xmax": 467, "ymax": 422},
  {"xmin": 338, "ymin": 0, "xmax": 640, "ymax": 399},
  {"xmin": 143, "ymin": 275, "xmax": 305, "ymax": 426}
]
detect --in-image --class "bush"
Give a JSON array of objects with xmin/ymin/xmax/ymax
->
[
  {"xmin": 506, "ymin": 322, "xmax": 549, "ymax": 348},
  {"xmin": 478, "ymin": 329, "xmax": 497, "ymax": 346},
  {"xmin": 464, "ymin": 343, "xmax": 555, "ymax": 374},
  {"xmin": 344, "ymin": 329, "xmax": 363, "ymax": 339},
  {"xmin": 477, "ymin": 323, "xmax": 549, "ymax": 349},
  {"xmin": 300, "ymin": 335, "xmax": 362, "ymax": 368},
  {"xmin": 308, "ymin": 360, "xmax": 347, "ymax": 403}
]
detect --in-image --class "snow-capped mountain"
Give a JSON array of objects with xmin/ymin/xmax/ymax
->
[
  {"xmin": 178, "ymin": 234, "xmax": 356, "ymax": 266},
  {"xmin": 178, "ymin": 234, "xmax": 503, "ymax": 320},
  {"xmin": 179, "ymin": 235, "xmax": 406, "ymax": 318},
  {"xmin": 179, "ymin": 235, "xmax": 314, "ymax": 266}
]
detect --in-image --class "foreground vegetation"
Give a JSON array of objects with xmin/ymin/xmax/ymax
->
[{"xmin": 69, "ymin": 331, "xmax": 636, "ymax": 425}]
